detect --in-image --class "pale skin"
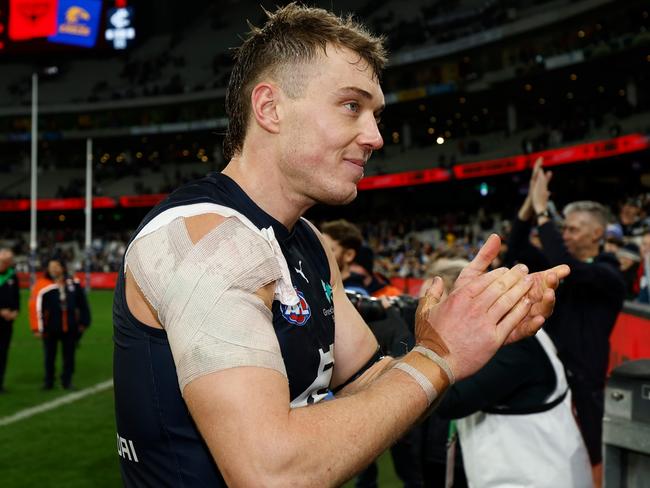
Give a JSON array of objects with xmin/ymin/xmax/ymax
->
[{"xmin": 125, "ymin": 44, "xmax": 569, "ymax": 486}]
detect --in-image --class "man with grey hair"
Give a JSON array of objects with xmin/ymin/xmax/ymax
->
[
  {"xmin": 0, "ymin": 248, "xmax": 19, "ymax": 393},
  {"xmin": 507, "ymin": 160, "xmax": 626, "ymax": 486}
]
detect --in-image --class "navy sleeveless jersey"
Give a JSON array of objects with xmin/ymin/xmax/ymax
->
[{"xmin": 113, "ymin": 172, "xmax": 335, "ymax": 487}]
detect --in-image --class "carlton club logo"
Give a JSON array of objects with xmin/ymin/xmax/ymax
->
[{"xmin": 280, "ymin": 289, "xmax": 311, "ymax": 326}]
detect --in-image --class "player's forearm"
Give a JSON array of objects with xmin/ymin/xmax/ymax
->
[
  {"xmin": 286, "ymin": 366, "xmax": 438, "ymax": 486},
  {"xmin": 334, "ymin": 356, "xmax": 396, "ymax": 397},
  {"xmin": 215, "ymin": 352, "xmax": 446, "ymax": 487}
]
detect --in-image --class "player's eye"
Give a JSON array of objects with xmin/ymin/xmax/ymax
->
[{"xmin": 344, "ymin": 102, "xmax": 360, "ymax": 113}]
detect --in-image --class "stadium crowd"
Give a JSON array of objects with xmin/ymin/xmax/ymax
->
[{"xmin": 3, "ymin": 190, "xmax": 649, "ymax": 305}]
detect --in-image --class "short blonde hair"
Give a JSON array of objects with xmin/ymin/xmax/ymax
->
[{"xmin": 224, "ymin": 2, "xmax": 387, "ymax": 160}]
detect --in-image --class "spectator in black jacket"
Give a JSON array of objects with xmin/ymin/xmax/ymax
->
[
  {"xmin": 506, "ymin": 160, "xmax": 626, "ymax": 487},
  {"xmin": 0, "ymin": 248, "xmax": 20, "ymax": 392}
]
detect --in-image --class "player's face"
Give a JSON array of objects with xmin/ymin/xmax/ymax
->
[{"xmin": 278, "ymin": 44, "xmax": 385, "ymax": 206}]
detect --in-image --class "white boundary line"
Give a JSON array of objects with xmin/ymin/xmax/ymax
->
[{"xmin": 0, "ymin": 379, "xmax": 114, "ymax": 427}]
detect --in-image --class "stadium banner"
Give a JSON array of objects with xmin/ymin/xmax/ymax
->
[
  {"xmin": 453, "ymin": 155, "xmax": 528, "ymax": 179},
  {"xmin": 538, "ymin": 133, "xmax": 650, "ymax": 167},
  {"xmin": 453, "ymin": 133, "xmax": 650, "ymax": 179},
  {"xmin": 119, "ymin": 194, "xmax": 167, "ymax": 208},
  {"xmin": 47, "ymin": 0, "xmax": 101, "ymax": 48},
  {"xmin": 358, "ymin": 168, "xmax": 451, "ymax": 190},
  {"xmin": 18, "ymin": 271, "xmax": 118, "ymax": 289},
  {"xmin": 8, "ymin": 0, "xmax": 58, "ymax": 40},
  {"xmin": 0, "ymin": 196, "xmax": 116, "ymax": 211}
]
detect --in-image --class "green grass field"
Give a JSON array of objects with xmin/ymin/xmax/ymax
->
[{"xmin": 0, "ymin": 291, "xmax": 401, "ymax": 487}]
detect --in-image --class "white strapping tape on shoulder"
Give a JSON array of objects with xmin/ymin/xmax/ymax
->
[
  {"xmin": 125, "ymin": 202, "xmax": 299, "ymax": 306},
  {"xmin": 126, "ymin": 216, "xmax": 289, "ymax": 392}
]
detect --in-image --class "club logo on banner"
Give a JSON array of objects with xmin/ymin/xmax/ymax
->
[
  {"xmin": 8, "ymin": 0, "xmax": 58, "ymax": 40},
  {"xmin": 48, "ymin": 0, "xmax": 100, "ymax": 48}
]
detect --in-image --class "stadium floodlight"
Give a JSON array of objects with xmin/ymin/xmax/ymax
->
[
  {"xmin": 85, "ymin": 138, "xmax": 93, "ymax": 291},
  {"xmin": 29, "ymin": 73, "xmax": 38, "ymax": 286},
  {"xmin": 436, "ymin": 136, "xmax": 445, "ymax": 145}
]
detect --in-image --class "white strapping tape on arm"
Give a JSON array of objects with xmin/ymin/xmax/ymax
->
[{"xmin": 126, "ymin": 216, "xmax": 289, "ymax": 394}]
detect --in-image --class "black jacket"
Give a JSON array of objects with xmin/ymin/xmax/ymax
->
[
  {"xmin": 0, "ymin": 267, "xmax": 20, "ymax": 327},
  {"xmin": 506, "ymin": 217, "xmax": 626, "ymax": 388},
  {"xmin": 436, "ymin": 336, "xmax": 556, "ymax": 420},
  {"xmin": 29, "ymin": 276, "xmax": 91, "ymax": 335}
]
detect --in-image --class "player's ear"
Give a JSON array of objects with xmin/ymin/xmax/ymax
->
[{"xmin": 250, "ymin": 82, "xmax": 280, "ymax": 134}]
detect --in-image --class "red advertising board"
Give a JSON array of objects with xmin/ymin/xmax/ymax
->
[
  {"xmin": 0, "ymin": 196, "xmax": 116, "ymax": 211},
  {"xmin": 539, "ymin": 133, "xmax": 650, "ymax": 167},
  {"xmin": 358, "ymin": 168, "xmax": 450, "ymax": 190},
  {"xmin": 452, "ymin": 155, "xmax": 528, "ymax": 179},
  {"xmin": 452, "ymin": 133, "xmax": 649, "ymax": 179},
  {"xmin": 119, "ymin": 194, "xmax": 167, "ymax": 208},
  {"xmin": 609, "ymin": 309, "xmax": 650, "ymax": 373}
]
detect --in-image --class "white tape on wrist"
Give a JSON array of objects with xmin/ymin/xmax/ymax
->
[
  {"xmin": 413, "ymin": 345, "xmax": 455, "ymax": 385},
  {"xmin": 394, "ymin": 362, "xmax": 438, "ymax": 406}
]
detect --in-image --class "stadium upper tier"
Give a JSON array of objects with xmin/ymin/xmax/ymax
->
[
  {"xmin": 0, "ymin": 0, "xmax": 630, "ymax": 111},
  {"xmin": 0, "ymin": 0, "xmax": 647, "ymax": 199}
]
